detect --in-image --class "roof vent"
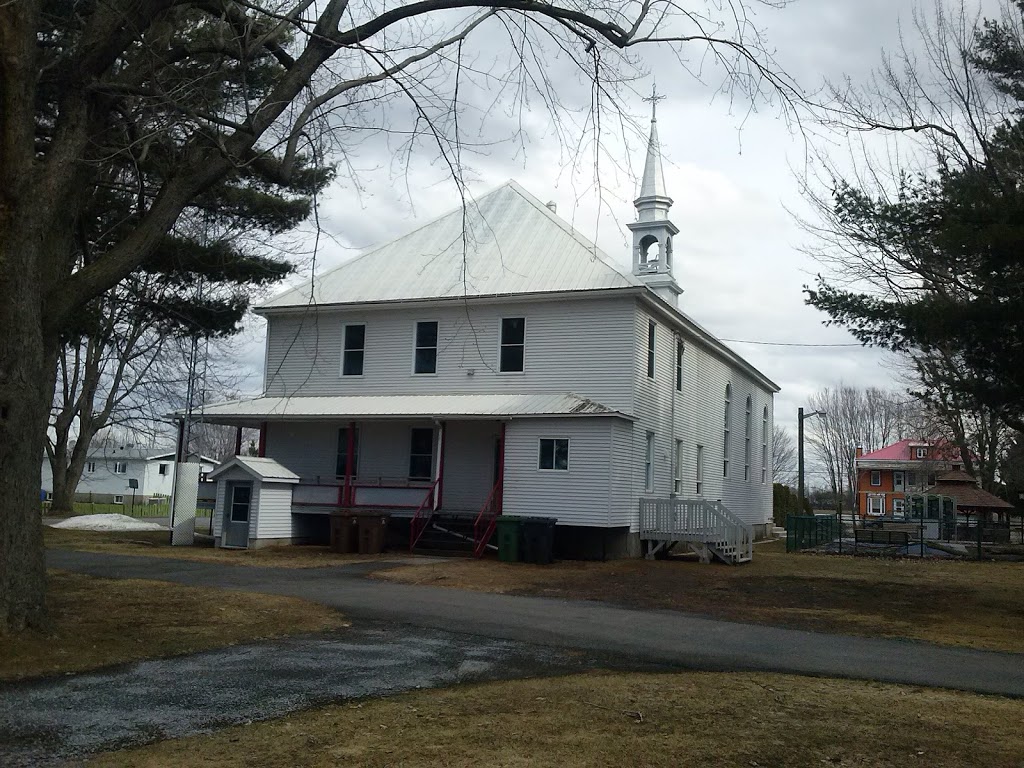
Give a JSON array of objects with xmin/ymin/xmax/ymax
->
[{"xmin": 545, "ymin": 200, "xmax": 557, "ymax": 214}]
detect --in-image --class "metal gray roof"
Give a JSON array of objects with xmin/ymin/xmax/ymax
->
[
  {"xmin": 638, "ymin": 116, "xmax": 668, "ymax": 202},
  {"xmin": 209, "ymin": 456, "xmax": 300, "ymax": 483},
  {"xmin": 259, "ymin": 181, "xmax": 642, "ymax": 310},
  {"xmin": 195, "ymin": 392, "xmax": 629, "ymax": 424}
]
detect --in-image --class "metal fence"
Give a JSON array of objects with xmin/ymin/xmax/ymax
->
[{"xmin": 785, "ymin": 514, "xmax": 839, "ymax": 552}]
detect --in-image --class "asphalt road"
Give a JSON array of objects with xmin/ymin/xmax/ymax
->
[{"xmin": 46, "ymin": 549, "xmax": 1024, "ymax": 698}]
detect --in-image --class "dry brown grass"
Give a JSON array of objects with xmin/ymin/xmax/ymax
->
[
  {"xmin": 89, "ymin": 670, "xmax": 1024, "ymax": 768},
  {"xmin": 0, "ymin": 571, "xmax": 347, "ymax": 681},
  {"xmin": 45, "ymin": 526, "xmax": 409, "ymax": 568},
  {"xmin": 375, "ymin": 544, "xmax": 1024, "ymax": 653}
]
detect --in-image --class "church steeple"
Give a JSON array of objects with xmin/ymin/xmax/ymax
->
[{"xmin": 628, "ymin": 92, "xmax": 681, "ymax": 305}]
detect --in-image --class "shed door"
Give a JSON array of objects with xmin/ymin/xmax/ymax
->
[{"xmin": 222, "ymin": 482, "xmax": 253, "ymax": 548}]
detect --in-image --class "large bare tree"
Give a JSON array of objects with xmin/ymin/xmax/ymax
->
[
  {"xmin": 0, "ymin": 0, "xmax": 804, "ymax": 633},
  {"xmin": 772, "ymin": 424, "xmax": 797, "ymax": 487}
]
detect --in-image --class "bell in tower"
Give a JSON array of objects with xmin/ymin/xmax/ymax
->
[{"xmin": 627, "ymin": 93, "xmax": 682, "ymax": 306}]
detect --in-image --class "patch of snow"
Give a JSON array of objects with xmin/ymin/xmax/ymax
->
[{"xmin": 50, "ymin": 514, "xmax": 166, "ymax": 532}]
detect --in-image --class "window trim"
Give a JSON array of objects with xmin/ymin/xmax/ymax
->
[
  {"xmin": 867, "ymin": 495, "xmax": 884, "ymax": 516},
  {"xmin": 341, "ymin": 322, "xmax": 367, "ymax": 377},
  {"xmin": 408, "ymin": 426, "xmax": 435, "ymax": 481},
  {"xmin": 723, "ymin": 384, "xmax": 732, "ymax": 478},
  {"xmin": 86, "ymin": 461, "xmax": 96, "ymax": 473},
  {"xmin": 744, "ymin": 395, "xmax": 752, "ymax": 482},
  {"xmin": 158, "ymin": 463, "xmax": 169, "ymax": 476},
  {"xmin": 498, "ymin": 317, "xmax": 526, "ymax": 374},
  {"xmin": 646, "ymin": 321, "xmax": 656, "ymax": 379},
  {"xmin": 673, "ymin": 439, "xmax": 683, "ymax": 494},
  {"xmin": 113, "ymin": 495, "xmax": 125, "ymax": 504},
  {"xmin": 537, "ymin": 437, "xmax": 570, "ymax": 472},
  {"xmin": 892, "ymin": 498, "xmax": 906, "ymax": 515},
  {"xmin": 411, "ymin": 320, "xmax": 439, "ymax": 376},
  {"xmin": 915, "ymin": 447, "xmax": 928, "ymax": 459},
  {"xmin": 113, "ymin": 461, "xmax": 128, "ymax": 475},
  {"xmin": 870, "ymin": 470, "xmax": 881, "ymax": 487},
  {"xmin": 644, "ymin": 431, "xmax": 655, "ymax": 492},
  {"xmin": 761, "ymin": 406, "xmax": 768, "ymax": 484}
]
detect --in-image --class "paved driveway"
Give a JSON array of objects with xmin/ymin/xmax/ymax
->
[{"xmin": 46, "ymin": 550, "xmax": 1024, "ymax": 697}]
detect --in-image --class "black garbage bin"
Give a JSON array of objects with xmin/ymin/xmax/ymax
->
[{"xmin": 520, "ymin": 517, "xmax": 556, "ymax": 564}]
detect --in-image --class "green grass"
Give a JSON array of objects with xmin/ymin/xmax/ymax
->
[{"xmin": 45, "ymin": 501, "xmax": 212, "ymax": 518}]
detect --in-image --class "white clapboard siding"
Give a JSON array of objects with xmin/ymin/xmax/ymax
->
[
  {"xmin": 255, "ymin": 484, "xmax": 295, "ymax": 539},
  {"xmin": 503, "ymin": 417, "xmax": 618, "ymax": 526},
  {"xmin": 609, "ymin": 420, "xmax": 635, "ymax": 528},
  {"xmin": 630, "ymin": 303, "xmax": 774, "ymax": 527},
  {"xmin": 263, "ymin": 296, "xmax": 636, "ymax": 410},
  {"xmin": 442, "ymin": 420, "xmax": 501, "ymax": 512}
]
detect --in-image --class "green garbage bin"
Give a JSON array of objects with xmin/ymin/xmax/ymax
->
[
  {"xmin": 521, "ymin": 517, "xmax": 557, "ymax": 564},
  {"xmin": 496, "ymin": 516, "xmax": 523, "ymax": 562}
]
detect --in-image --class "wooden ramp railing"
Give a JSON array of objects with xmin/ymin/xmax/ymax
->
[
  {"xmin": 472, "ymin": 482, "xmax": 502, "ymax": 557},
  {"xmin": 639, "ymin": 498, "xmax": 753, "ymax": 564}
]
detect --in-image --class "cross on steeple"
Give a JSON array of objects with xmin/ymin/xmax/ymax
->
[{"xmin": 642, "ymin": 83, "xmax": 666, "ymax": 120}]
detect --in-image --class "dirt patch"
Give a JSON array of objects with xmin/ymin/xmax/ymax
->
[
  {"xmin": 89, "ymin": 670, "xmax": 1024, "ymax": 767},
  {"xmin": 0, "ymin": 571, "xmax": 347, "ymax": 681},
  {"xmin": 44, "ymin": 527, "xmax": 414, "ymax": 568},
  {"xmin": 375, "ymin": 548, "xmax": 1024, "ymax": 652}
]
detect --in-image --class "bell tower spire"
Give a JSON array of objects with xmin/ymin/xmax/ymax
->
[{"xmin": 628, "ymin": 87, "xmax": 682, "ymax": 306}]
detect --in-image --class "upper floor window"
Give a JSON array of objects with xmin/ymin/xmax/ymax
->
[
  {"xmin": 761, "ymin": 406, "xmax": 768, "ymax": 484},
  {"xmin": 158, "ymin": 463, "xmax": 169, "ymax": 476},
  {"xmin": 499, "ymin": 318, "xmax": 525, "ymax": 372},
  {"xmin": 744, "ymin": 395, "xmax": 752, "ymax": 482},
  {"xmin": 915, "ymin": 447, "xmax": 928, "ymax": 459},
  {"xmin": 647, "ymin": 321, "xmax": 656, "ymax": 378},
  {"xmin": 675, "ymin": 340, "xmax": 684, "ymax": 391},
  {"xmin": 538, "ymin": 438, "xmax": 569, "ymax": 471},
  {"xmin": 870, "ymin": 470, "xmax": 881, "ymax": 486},
  {"xmin": 723, "ymin": 384, "xmax": 731, "ymax": 478},
  {"xmin": 409, "ymin": 427, "xmax": 435, "ymax": 480},
  {"xmin": 336, "ymin": 426, "xmax": 360, "ymax": 478},
  {"xmin": 342, "ymin": 323, "xmax": 365, "ymax": 376},
  {"xmin": 413, "ymin": 321, "xmax": 438, "ymax": 375},
  {"xmin": 114, "ymin": 462, "xmax": 127, "ymax": 474}
]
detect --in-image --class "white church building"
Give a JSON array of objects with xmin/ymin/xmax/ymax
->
[{"xmin": 196, "ymin": 113, "xmax": 779, "ymax": 560}]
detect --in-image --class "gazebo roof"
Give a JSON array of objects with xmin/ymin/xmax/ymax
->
[{"xmin": 926, "ymin": 471, "xmax": 1014, "ymax": 510}]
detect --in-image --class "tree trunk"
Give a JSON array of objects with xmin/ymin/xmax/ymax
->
[{"xmin": 0, "ymin": 239, "xmax": 58, "ymax": 634}]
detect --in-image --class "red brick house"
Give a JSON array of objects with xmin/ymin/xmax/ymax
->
[{"xmin": 854, "ymin": 439, "xmax": 964, "ymax": 518}]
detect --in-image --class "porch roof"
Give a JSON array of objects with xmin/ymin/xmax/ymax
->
[{"xmin": 189, "ymin": 392, "xmax": 631, "ymax": 425}]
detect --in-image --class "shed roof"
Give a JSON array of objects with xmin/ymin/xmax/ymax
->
[
  {"xmin": 193, "ymin": 392, "xmax": 628, "ymax": 425},
  {"xmin": 209, "ymin": 456, "xmax": 300, "ymax": 483}
]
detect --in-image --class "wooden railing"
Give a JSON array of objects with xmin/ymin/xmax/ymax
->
[
  {"xmin": 472, "ymin": 482, "xmax": 502, "ymax": 557},
  {"xmin": 639, "ymin": 498, "xmax": 753, "ymax": 563},
  {"xmin": 408, "ymin": 479, "xmax": 440, "ymax": 551}
]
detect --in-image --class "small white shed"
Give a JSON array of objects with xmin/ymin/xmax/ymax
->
[{"xmin": 209, "ymin": 456, "xmax": 299, "ymax": 548}]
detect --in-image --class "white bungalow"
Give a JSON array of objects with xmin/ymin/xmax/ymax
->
[{"xmin": 193, "ymin": 113, "xmax": 779, "ymax": 560}]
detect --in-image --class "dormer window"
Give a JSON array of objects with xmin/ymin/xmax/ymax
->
[{"xmin": 915, "ymin": 447, "xmax": 928, "ymax": 459}]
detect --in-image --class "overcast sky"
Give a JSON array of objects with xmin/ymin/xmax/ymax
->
[{"xmin": 226, "ymin": 0, "xmax": 994, "ymax": 484}]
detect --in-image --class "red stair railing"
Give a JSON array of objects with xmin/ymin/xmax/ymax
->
[
  {"xmin": 472, "ymin": 481, "xmax": 502, "ymax": 557},
  {"xmin": 409, "ymin": 479, "xmax": 440, "ymax": 551}
]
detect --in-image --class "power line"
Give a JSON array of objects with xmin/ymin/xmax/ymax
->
[{"xmin": 721, "ymin": 338, "xmax": 865, "ymax": 348}]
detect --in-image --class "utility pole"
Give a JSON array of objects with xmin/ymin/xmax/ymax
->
[{"xmin": 798, "ymin": 408, "xmax": 825, "ymax": 509}]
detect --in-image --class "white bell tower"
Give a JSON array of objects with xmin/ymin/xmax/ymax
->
[{"xmin": 627, "ymin": 92, "xmax": 681, "ymax": 306}]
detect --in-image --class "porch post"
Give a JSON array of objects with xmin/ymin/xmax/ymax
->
[
  {"xmin": 344, "ymin": 420, "xmax": 355, "ymax": 506},
  {"xmin": 434, "ymin": 421, "xmax": 446, "ymax": 511},
  {"xmin": 234, "ymin": 426, "xmax": 243, "ymax": 456},
  {"xmin": 257, "ymin": 421, "xmax": 268, "ymax": 457},
  {"xmin": 497, "ymin": 421, "xmax": 506, "ymax": 514}
]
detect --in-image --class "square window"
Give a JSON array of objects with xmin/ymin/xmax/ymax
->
[
  {"xmin": 870, "ymin": 470, "xmax": 881, "ymax": 486},
  {"xmin": 915, "ymin": 447, "xmax": 928, "ymax": 459},
  {"xmin": 114, "ymin": 462, "xmax": 127, "ymax": 474},
  {"xmin": 158, "ymin": 463, "xmax": 168, "ymax": 475},
  {"xmin": 86, "ymin": 462, "xmax": 96, "ymax": 473},
  {"xmin": 409, "ymin": 427, "xmax": 434, "ymax": 480},
  {"xmin": 538, "ymin": 438, "xmax": 569, "ymax": 471},
  {"xmin": 113, "ymin": 495, "xmax": 124, "ymax": 504},
  {"xmin": 499, "ymin": 318, "xmax": 525, "ymax": 372},
  {"xmin": 868, "ymin": 496, "xmax": 884, "ymax": 515},
  {"xmin": 342, "ymin": 324, "xmax": 365, "ymax": 376},
  {"xmin": 414, "ymin": 321, "xmax": 438, "ymax": 374}
]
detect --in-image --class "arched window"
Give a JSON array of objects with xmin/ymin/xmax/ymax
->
[
  {"xmin": 723, "ymin": 384, "xmax": 731, "ymax": 478},
  {"xmin": 761, "ymin": 406, "xmax": 769, "ymax": 484},
  {"xmin": 665, "ymin": 236, "xmax": 673, "ymax": 269},
  {"xmin": 744, "ymin": 395, "xmax": 752, "ymax": 481}
]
